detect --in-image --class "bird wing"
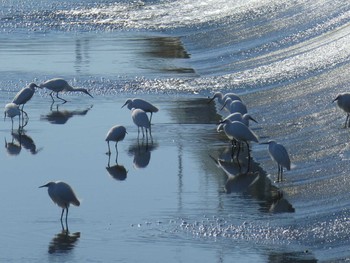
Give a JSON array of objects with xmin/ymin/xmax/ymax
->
[
  {"xmin": 55, "ymin": 182, "xmax": 80, "ymax": 207},
  {"xmin": 12, "ymin": 88, "xmax": 34, "ymax": 105},
  {"xmin": 270, "ymin": 144, "xmax": 291, "ymax": 170}
]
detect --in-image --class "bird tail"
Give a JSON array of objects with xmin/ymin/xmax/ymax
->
[{"xmin": 73, "ymin": 199, "xmax": 81, "ymax": 206}]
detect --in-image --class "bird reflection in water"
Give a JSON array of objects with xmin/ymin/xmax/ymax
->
[
  {"xmin": 128, "ymin": 141, "xmax": 158, "ymax": 169},
  {"xmin": 106, "ymin": 154, "xmax": 128, "ymax": 181},
  {"xmin": 11, "ymin": 129, "xmax": 42, "ymax": 154},
  {"xmin": 211, "ymin": 152, "xmax": 295, "ymax": 213},
  {"xmin": 5, "ymin": 129, "xmax": 41, "ymax": 156},
  {"xmin": 48, "ymin": 229, "xmax": 80, "ymax": 254},
  {"xmin": 41, "ymin": 104, "xmax": 93, "ymax": 125}
]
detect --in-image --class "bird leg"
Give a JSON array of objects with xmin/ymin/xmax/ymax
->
[
  {"xmin": 49, "ymin": 92, "xmax": 55, "ymax": 102},
  {"xmin": 277, "ymin": 165, "xmax": 281, "ymax": 182},
  {"xmin": 345, "ymin": 114, "xmax": 350, "ymax": 128},
  {"xmin": 60, "ymin": 208, "xmax": 65, "ymax": 222},
  {"xmin": 115, "ymin": 143, "xmax": 119, "ymax": 163},
  {"xmin": 56, "ymin": 93, "xmax": 67, "ymax": 103},
  {"xmin": 246, "ymin": 141, "xmax": 251, "ymax": 173},
  {"xmin": 107, "ymin": 141, "xmax": 111, "ymax": 155}
]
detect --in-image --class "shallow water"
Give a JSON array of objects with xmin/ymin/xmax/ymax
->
[{"xmin": 2, "ymin": 0, "xmax": 350, "ymax": 262}]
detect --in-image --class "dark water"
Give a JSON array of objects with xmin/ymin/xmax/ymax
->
[{"xmin": 1, "ymin": 0, "xmax": 350, "ymax": 262}]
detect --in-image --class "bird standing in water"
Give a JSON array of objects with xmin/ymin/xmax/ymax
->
[
  {"xmin": 105, "ymin": 125, "xmax": 127, "ymax": 160},
  {"xmin": 39, "ymin": 181, "xmax": 80, "ymax": 227},
  {"xmin": 333, "ymin": 93, "xmax": 350, "ymax": 127},
  {"xmin": 39, "ymin": 78, "xmax": 93, "ymax": 103},
  {"xmin": 4, "ymin": 102, "xmax": 21, "ymax": 131},
  {"xmin": 262, "ymin": 140, "xmax": 291, "ymax": 182}
]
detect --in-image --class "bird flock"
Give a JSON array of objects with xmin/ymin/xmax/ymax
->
[
  {"xmin": 210, "ymin": 91, "xmax": 292, "ymax": 180},
  {"xmin": 4, "ymin": 80, "xmax": 348, "ymax": 228}
]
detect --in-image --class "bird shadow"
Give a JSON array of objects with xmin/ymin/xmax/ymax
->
[
  {"xmin": 48, "ymin": 228, "xmax": 80, "ymax": 254},
  {"xmin": 40, "ymin": 103, "xmax": 93, "ymax": 125}
]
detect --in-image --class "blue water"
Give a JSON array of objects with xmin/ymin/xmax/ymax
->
[{"xmin": 1, "ymin": 0, "xmax": 350, "ymax": 262}]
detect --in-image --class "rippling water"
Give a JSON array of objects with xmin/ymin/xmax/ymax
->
[{"xmin": 1, "ymin": 0, "xmax": 350, "ymax": 262}]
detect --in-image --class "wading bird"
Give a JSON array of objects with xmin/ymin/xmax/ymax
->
[
  {"xmin": 208, "ymin": 92, "xmax": 242, "ymax": 105},
  {"xmin": 122, "ymin": 98, "xmax": 158, "ymax": 123},
  {"xmin": 4, "ymin": 102, "xmax": 21, "ymax": 131},
  {"xmin": 131, "ymin": 108, "xmax": 151, "ymax": 140},
  {"xmin": 39, "ymin": 78, "xmax": 93, "ymax": 103},
  {"xmin": 261, "ymin": 140, "xmax": 291, "ymax": 182},
  {"xmin": 105, "ymin": 125, "xmax": 127, "ymax": 158},
  {"xmin": 333, "ymin": 93, "xmax": 350, "ymax": 127},
  {"xmin": 39, "ymin": 181, "xmax": 80, "ymax": 226},
  {"xmin": 219, "ymin": 119, "xmax": 259, "ymax": 168},
  {"xmin": 12, "ymin": 83, "xmax": 38, "ymax": 112},
  {"xmin": 221, "ymin": 98, "xmax": 248, "ymax": 115}
]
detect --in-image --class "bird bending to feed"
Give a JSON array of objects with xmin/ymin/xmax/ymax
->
[
  {"xmin": 131, "ymin": 108, "xmax": 151, "ymax": 140},
  {"xmin": 4, "ymin": 103, "xmax": 21, "ymax": 130},
  {"xmin": 208, "ymin": 92, "xmax": 242, "ymax": 105},
  {"xmin": 122, "ymin": 98, "xmax": 158, "ymax": 123},
  {"xmin": 39, "ymin": 181, "xmax": 80, "ymax": 224},
  {"xmin": 105, "ymin": 125, "xmax": 127, "ymax": 156},
  {"xmin": 39, "ymin": 78, "xmax": 93, "ymax": 103},
  {"xmin": 333, "ymin": 93, "xmax": 350, "ymax": 127},
  {"xmin": 12, "ymin": 83, "xmax": 38, "ymax": 111},
  {"xmin": 261, "ymin": 140, "xmax": 291, "ymax": 182}
]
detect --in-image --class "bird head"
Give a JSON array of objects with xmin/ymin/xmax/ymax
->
[
  {"xmin": 332, "ymin": 94, "xmax": 340, "ymax": 103},
  {"xmin": 29, "ymin": 83, "xmax": 39, "ymax": 89},
  {"xmin": 121, "ymin": 99, "xmax": 132, "ymax": 109},
  {"xmin": 39, "ymin": 182, "xmax": 55, "ymax": 188}
]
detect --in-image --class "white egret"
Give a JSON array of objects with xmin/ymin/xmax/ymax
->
[
  {"xmin": 220, "ymin": 119, "xmax": 259, "ymax": 165},
  {"xmin": 39, "ymin": 78, "xmax": 93, "ymax": 103},
  {"xmin": 208, "ymin": 92, "xmax": 242, "ymax": 105},
  {"xmin": 261, "ymin": 140, "xmax": 291, "ymax": 182},
  {"xmin": 122, "ymin": 98, "xmax": 158, "ymax": 123},
  {"xmin": 105, "ymin": 125, "xmax": 127, "ymax": 157},
  {"xmin": 221, "ymin": 98, "xmax": 248, "ymax": 115},
  {"xmin": 39, "ymin": 181, "xmax": 80, "ymax": 224},
  {"xmin": 131, "ymin": 108, "xmax": 151, "ymax": 140},
  {"xmin": 4, "ymin": 103, "xmax": 21, "ymax": 130},
  {"xmin": 12, "ymin": 83, "xmax": 38, "ymax": 111},
  {"xmin": 333, "ymin": 93, "xmax": 350, "ymax": 127},
  {"xmin": 223, "ymin": 112, "xmax": 257, "ymax": 127}
]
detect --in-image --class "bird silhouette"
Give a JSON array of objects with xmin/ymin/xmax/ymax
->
[
  {"xmin": 39, "ymin": 78, "xmax": 93, "ymax": 103},
  {"xmin": 39, "ymin": 181, "xmax": 80, "ymax": 226}
]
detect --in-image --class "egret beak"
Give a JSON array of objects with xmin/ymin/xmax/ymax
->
[
  {"xmin": 121, "ymin": 101, "xmax": 128, "ymax": 108},
  {"xmin": 249, "ymin": 116, "xmax": 258, "ymax": 123},
  {"xmin": 4, "ymin": 112, "xmax": 6, "ymax": 121},
  {"xmin": 220, "ymin": 100, "xmax": 228, "ymax": 111},
  {"xmin": 259, "ymin": 142, "xmax": 270, "ymax": 145},
  {"xmin": 85, "ymin": 90, "xmax": 94, "ymax": 98},
  {"xmin": 332, "ymin": 96, "xmax": 339, "ymax": 103},
  {"xmin": 39, "ymin": 183, "xmax": 49, "ymax": 188},
  {"xmin": 208, "ymin": 96, "xmax": 215, "ymax": 104}
]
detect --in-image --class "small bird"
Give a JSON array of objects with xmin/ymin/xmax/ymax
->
[
  {"xmin": 39, "ymin": 78, "xmax": 93, "ymax": 103},
  {"xmin": 221, "ymin": 98, "xmax": 248, "ymax": 115},
  {"xmin": 333, "ymin": 93, "xmax": 350, "ymax": 127},
  {"xmin": 208, "ymin": 92, "xmax": 242, "ymax": 105},
  {"xmin": 262, "ymin": 140, "xmax": 291, "ymax": 182},
  {"xmin": 4, "ymin": 102, "xmax": 21, "ymax": 130},
  {"xmin": 39, "ymin": 181, "xmax": 80, "ymax": 225},
  {"xmin": 105, "ymin": 125, "xmax": 127, "ymax": 158},
  {"xmin": 122, "ymin": 98, "xmax": 158, "ymax": 123},
  {"xmin": 131, "ymin": 108, "xmax": 151, "ymax": 140},
  {"xmin": 12, "ymin": 83, "xmax": 38, "ymax": 111}
]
